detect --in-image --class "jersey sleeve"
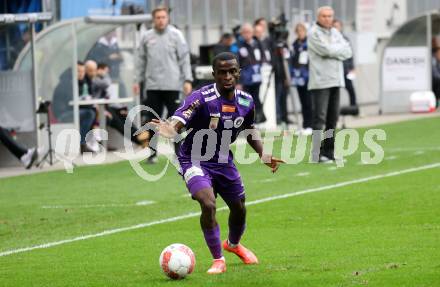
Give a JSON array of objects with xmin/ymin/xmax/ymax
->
[
  {"xmin": 242, "ymin": 101, "xmax": 256, "ymax": 129},
  {"xmin": 172, "ymin": 92, "xmax": 203, "ymax": 126}
]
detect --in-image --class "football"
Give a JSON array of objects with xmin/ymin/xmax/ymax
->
[{"xmin": 159, "ymin": 243, "xmax": 196, "ymax": 279}]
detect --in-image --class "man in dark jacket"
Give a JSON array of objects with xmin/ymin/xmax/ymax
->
[
  {"xmin": 52, "ymin": 61, "xmax": 96, "ymax": 152},
  {"xmin": 236, "ymin": 23, "xmax": 265, "ymax": 123}
]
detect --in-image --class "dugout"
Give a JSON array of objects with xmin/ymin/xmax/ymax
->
[
  {"xmin": 380, "ymin": 11, "xmax": 440, "ymax": 113},
  {"xmin": 1, "ymin": 14, "xmax": 150, "ymax": 166}
]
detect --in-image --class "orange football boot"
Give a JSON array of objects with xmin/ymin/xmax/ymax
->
[
  {"xmin": 222, "ymin": 240, "xmax": 259, "ymax": 264},
  {"xmin": 207, "ymin": 257, "xmax": 226, "ymax": 274}
]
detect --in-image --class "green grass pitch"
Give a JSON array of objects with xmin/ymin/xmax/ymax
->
[{"xmin": 0, "ymin": 117, "xmax": 439, "ymax": 286}]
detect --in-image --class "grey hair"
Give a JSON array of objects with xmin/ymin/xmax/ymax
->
[
  {"xmin": 316, "ymin": 6, "xmax": 334, "ymax": 16},
  {"xmin": 240, "ymin": 23, "xmax": 253, "ymax": 32}
]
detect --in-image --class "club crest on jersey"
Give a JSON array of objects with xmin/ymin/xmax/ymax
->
[
  {"xmin": 222, "ymin": 105, "xmax": 236, "ymax": 113},
  {"xmin": 234, "ymin": 116, "xmax": 244, "ymax": 128},
  {"xmin": 182, "ymin": 99, "xmax": 200, "ymax": 119},
  {"xmin": 209, "ymin": 117, "xmax": 219, "ymax": 129}
]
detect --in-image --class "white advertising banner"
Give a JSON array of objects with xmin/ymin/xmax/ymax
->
[
  {"xmin": 357, "ymin": 0, "xmax": 407, "ymax": 37},
  {"xmin": 382, "ymin": 47, "xmax": 429, "ymax": 92}
]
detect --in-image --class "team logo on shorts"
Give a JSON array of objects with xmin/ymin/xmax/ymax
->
[{"xmin": 234, "ymin": 116, "xmax": 244, "ymax": 128}]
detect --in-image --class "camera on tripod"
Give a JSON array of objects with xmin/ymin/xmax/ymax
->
[
  {"xmin": 36, "ymin": 100, "xmax": 51, "ymax": 115},
  {"xmin": 268, "ymin": 13, "xmax": 289, "ymax": 46}
]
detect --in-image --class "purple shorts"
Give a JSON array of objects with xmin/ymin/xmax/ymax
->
[{"xmin": 178, "ymin": 159, "xmax": 245, "ymax": 202}]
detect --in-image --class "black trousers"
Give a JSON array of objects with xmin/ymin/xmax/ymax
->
[
  {"xmin": 142, "ymin": 90, "xmax": 181, "ymax": 154},
  {"xmin": 275, "ymin": 80, "xmax": 288, "ymax": 124},
  {"xmin": 243, "ymin": 83, "xmax": 266, "ymax": 123},
  {"xmin": 0, "ymin": 126, "xmax": 27, "ymax": 160},
  {"xmin": 433, "ymin": 80, "xmax": 440, "ymax": 107},
  {"xmin": 142, "ymin": 90, "xmax": 180, "ymax": 122},
  {"xmin": 296, "ymin": 85, "xmax": 313, "ymax": 129},
  {"xmin": 106, "ymin": 107, "xmax": 141, "ymax": 145},
  {"xmin": 311, "ymin": 87, "xmax": 340, "ymax": 157},
  {"xmin": 344, "ymin": 75, "xmax": 357, "ymax": 106}
]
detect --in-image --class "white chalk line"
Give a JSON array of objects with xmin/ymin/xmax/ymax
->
[
  {"xmin": 1, "ymin": 162, "xmax": 439, "ymax": 258},
  {"xmin": 41, "ymin": 200, "xmax": 155, "ymax": 209},
  {"xmin": 296, "ymin": 172, "xmax": 310, "ymax": 177},
  {"xmin": 386, "ymin": 147, "xmax": 440, "ymax": 152},
  {"xmin": 385, "ymin": 156, "xmax": 398, "ymax": 160}
]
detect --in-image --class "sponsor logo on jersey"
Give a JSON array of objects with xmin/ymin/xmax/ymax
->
[
  {"xmin": 182, "ymin": 99, "xmax": 200, "ymax": 119},
  {"xmin": 221, "ymin": 105, "xmax": 236, "ymax": 113},
  {"xmin": 238, "ymin": 97, "xmax": 251, "ymax": 107}
]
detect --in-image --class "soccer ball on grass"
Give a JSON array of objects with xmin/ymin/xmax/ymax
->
[{"xmin": 159, "ymin": 243, "xmax": 195, "ymax": 279}]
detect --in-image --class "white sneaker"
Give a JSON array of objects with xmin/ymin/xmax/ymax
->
[
  {"xmin": 295, "ymin": 128, "xmax": 313, "ymax": 136},
  {"xmin": 319, "ymin": 155, "xmax": 334, "ymax": 163},
  {"xmin": 302, "ymin": 128, "xmax": 313, "ymax": 136},
  {"xmin": 21, "ymin": 147, "xmax": 38, "ymax": 169}
]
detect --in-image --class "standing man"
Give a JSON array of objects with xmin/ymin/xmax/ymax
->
[
  {"xmin": 236, "ymin": 23, "xmax": 265, "ymax": 123},
  {"xmin": 133, "ymin": 6, "xmax": 193, "ymax": 163},
  {"xmin": 432, "ymin": 47, "xmax": 440, "ymax": 107},
  {"xmin": 291, "ymin": 22, "xmax": 313, "ymax": 135},
  {"xmin": 254, "ymin": 19, "xmax": 272, "ymax": 64},
  {"xmin": 333, "ymin": 19, "xmax": 358, "ymax": 107},
  {"xmin": 151, "ymin": 52, "xmax": 284, "ymax": 274},
  {"xmin": 308, "ymin": 6, "xmax": 352, "ymax": 162}
]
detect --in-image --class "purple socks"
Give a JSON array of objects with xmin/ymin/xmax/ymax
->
[{"xmin": 203, "ymin": 225, "xmax": 223, "ymax": 259}]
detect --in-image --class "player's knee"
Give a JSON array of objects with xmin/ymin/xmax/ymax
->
[
  {"xmin": 229, "ymin": 199, "xmax": 246, "ymax": 215},
  {"xmin": 235, "ymin": 205, "xmax": 246, "ymax": 218},
  {"xmin": 200, "ymin": 199, "xmax": 216, "ymax": 214}
]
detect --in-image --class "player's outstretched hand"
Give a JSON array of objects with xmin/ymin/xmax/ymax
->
[
  {"xmin": 261, "ymin": 154, "xmax": 285, "ymax": 173},
  {"xmin": 149, "ymin": 119, "xmax": 177, "ymax": 139}
]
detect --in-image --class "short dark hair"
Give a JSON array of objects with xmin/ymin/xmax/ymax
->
[
  {"xmin": 212, "ymin": 52, "xmax": 238, "ymax": 70},
  {"xmin": 254, "ymin": 17, "xmax": 266, "ymax": 26},
  {"xmin": 77, "ymin": 60, "xmax": 85, "ymax": 66},
  {"xmin": 97, "ymin": 63, "xmax": 108, "ymax": 69},
  {"xmin": 220, "ymin": 33, "xmax": 233, "ymax": 40}
]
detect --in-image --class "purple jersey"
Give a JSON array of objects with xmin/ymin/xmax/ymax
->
[{"xmin": 172, "ymin": 83, "xmax": 255, "ymax": 164}]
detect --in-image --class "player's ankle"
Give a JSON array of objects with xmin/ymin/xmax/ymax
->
[
  {"xmin": 214, "ymin": 256, "xmax": 225, "ymax": 262},
  {"xmin": 227, "ymin": 239, "xmax": 238, "ymax": 248}
]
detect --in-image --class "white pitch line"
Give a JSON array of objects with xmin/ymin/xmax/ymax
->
[
  {"xmin": 385, "ymin": 156, "xmax": 398, "ymax": 160},
  {"xmin": 1, "ymin": 162, "xmax": 440, "ymax": 258},
  {"xmin": 296, "ymin": 172, "xmax": 310, "ymax": 177},
  {"xmin": 386, "ymin": 147, "xmax": 440, "ymax": 152},
  {"xmin": 41, "ymin": 200, "xmax": 155, "ymax": 209},
  {"xmin": 259, "ymin": 178, "xmax": 277, "ymax": 183}
]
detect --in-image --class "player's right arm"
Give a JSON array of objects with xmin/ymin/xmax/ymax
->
[
  {"xmin": 150, "ymin": 118, "xmax": 184, "ymax": 140},
  {"xmin": 150, "ymin": 91, "xmax": 202, "ymax": 139}
]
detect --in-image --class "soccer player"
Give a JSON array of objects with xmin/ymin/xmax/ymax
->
[{"xmin": 150, "ymin": 52, "xmax": 284, "ymax": 274}]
